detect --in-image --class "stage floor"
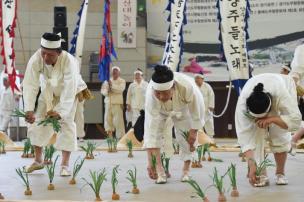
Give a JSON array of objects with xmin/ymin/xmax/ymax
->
[{"xmin": 0, "ymin": 140, "xmax": 303, "ymax": 202}]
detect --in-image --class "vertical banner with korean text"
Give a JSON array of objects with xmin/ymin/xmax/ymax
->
[
  {"xmin": 162, "ymin": 0, "xmax": 187, "ymax": 72},
  {"xmin": 217, "ymin": 0, "xmax": 250, "ymax": 94},
  {"xmin": 117, "ymin": 0, "xmax": 137, "ymax": 48}
]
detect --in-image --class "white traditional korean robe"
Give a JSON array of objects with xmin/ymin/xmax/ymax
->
[
  {"xmin": 144, "ymin": 72, "xmax": 205, "ymax": 161},
  {"xmin": 23, "ymin": 49, "xmax": 78, "ymax": 151},
  {"xmin": 126, "ymin": 80, "xmax": 148, "ymax": 126},
  {"xmin": 75, "ymin": 69, "xmax": 87, "ymax": 139},
  {"xmin": 0, "ymin": 87, "xmax": 16, "ymax": 132},
  {"xmin": 198, "ymin": 82, "xmax": 215, "ymax": 137},
  {"xmin": 235, "ymin": 73, "xmax": 301, "ymax": 164},
  {"xmin": 101, "ymin": 77, "xmax": 126, "ymax": 138},
  {"xmin": 291, "ymin": 44, "xmax": 304, "ymax": 81}
]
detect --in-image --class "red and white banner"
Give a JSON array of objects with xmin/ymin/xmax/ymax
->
[{"xmin": 0, "ymin": 0, "xmax": 18, "ymax": 91}]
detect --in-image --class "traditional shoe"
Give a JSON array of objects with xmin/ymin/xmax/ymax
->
[
  {"xmin": 24, "ymin": 162, "xmax": 44, "ymax": 173},
  {"xmin": 181, "ymin": 174, "xmax": 191, "ymax": 182},
  {"xmin": 275, "ymin": 174, "xmax": 288, "ymax": 185},
  {"xmin": 254, "ymin": 175, "xmax": 270, "ymax": 187},
  {"xmin": 155, "ymin": 173, "xmax": 167, "ymax": 184},
  {"xmin": 289, "ymin": 141, "xmax": 297, "ymax": 156},
  {"xmin": 60, "ymin": 166, "xmax": 71, "ymax": 177}
]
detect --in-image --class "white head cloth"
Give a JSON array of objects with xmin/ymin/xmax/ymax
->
[
  {"xmin": 41, "ymin": 34, "xmax": 61, "ymax": 49},
  {"xmin": 112, "ymin": 66, "xmax": 120, "ymax": 72},
  {"xmin": 151, "ymin": 80, "xmax": 174, "ymax": 91}
]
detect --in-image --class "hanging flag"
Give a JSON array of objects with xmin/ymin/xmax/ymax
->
[
  {"xmin": 117, "ymin": 0, "xmax": 137, "ymax": 48},
  {"xmin": 0, "ymin": 0, "xmax": 18, "ymax": 92},
  {"xmin": 98, "ymin": 0, "xmax": 117, "ymax": 81},
  {"xmin": 162, "ymin": 0, "xmax": 187, "ymax": 72},
  {"xmin": 70, "ymin": 0, "xmax": 89, "ymax": 71},
  {"xmin": 217, "ymin": 0, "xmax": 251, "ymax": 94}
]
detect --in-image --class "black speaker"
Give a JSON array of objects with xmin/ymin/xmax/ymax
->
[
  {"xmin": 54, "ymin": 6, "xmax": 67, "ymax": 27},
  {"xmin": 53, "ymin": 27, "xmax": 68, "ymax": 51}
]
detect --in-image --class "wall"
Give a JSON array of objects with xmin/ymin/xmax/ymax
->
[{"xmin": 9, "ymin": 0, "xmax": 147, "ymax": 82}]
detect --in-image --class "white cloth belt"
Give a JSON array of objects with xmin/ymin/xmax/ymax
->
[
  {"xmin": 163, "ymin": 111, "xmax": 182, "ymax": 130},
  {"xmin": 43, "ymin": 78, "xmax": 58, "ymax": 112}
]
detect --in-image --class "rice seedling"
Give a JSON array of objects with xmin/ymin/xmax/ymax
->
[
  {"xmin": 80, "ymin": 141, "xmax": 97, "ymax": 159},
  {"xmin": 126, "ymin": 166, "xmax": 139, "ymax": 194},
  {"xmin": 16, "ymin": 167, "xmax": 32, "ymax": 195},
  {"xmin": 43, "ymin": 145, "xmax": 56, "ymax": 164},
  {"xmin": 161, "ymin": 153, "xmax": 171, "ymax": 178},
  {"xmin": 82, "ymin": 169, "xmax": 107, "ymax": 201},
  {"xmin": 69, "ymin": 157, "xmax": 85, "ymax": 185},
  {"xmin": 126, "ymin": 139, "xmax": 133, "ymax": 158},
  {"xmin": 186, "ymin": 179, "xmax": 210, "ymax": 202},
  {"xmin": 45, "ymin": 155, "xmax": 59, "ymax": 190},
  {"xmin": 228, "ymin": 163, "xmax": 239, "ymax": 197},
  {"xmin": 111, "ymin": 165, "xmax": 120, "ymax": 200}
]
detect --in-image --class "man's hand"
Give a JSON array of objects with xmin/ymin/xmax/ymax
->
[
  {"xmin": 255, "ymin": 116, "xmax": 274, "ymax": 129},
  {"xmin": 25, "ymin": 111, "xmax": 35, "ymax": 124},
  {"xmin": 77, "ymin": 92, "xmax": 84, "ymax": 102},
  {"xmin": 188, "ymin": 129, "xmax": 198, "ymax": 151},
  {"xmin": 127, "ymin": 104, "xmax": 131, "ymax": 112},
  {"xmin": 46, "ymin": 110, "xmax": 61, "ymax": 120},
  {"xmin": 248, "ymin": 162, "xmax": 258, "ymax": 186}
]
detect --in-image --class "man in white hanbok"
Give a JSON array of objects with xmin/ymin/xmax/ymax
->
[
  {"xmin": 0, "ymin": 76, "xmax": 18, "ymax": 133},
  {"xmin": 235, "ymin": 73, "xmax": 301, "ymax": 187},
  {"xmin": 100, "ymin": 66, "xmax": 126, "ymax": 139},
  {"xmin": 23, "ymin": 33, "xmax": 78, "ymax": 176},
  {"xmin": 126, "ymin": 68, "xmax": 148, "ymax": 126},
  {"xmin": 195, "ymin": 73, "xmax": 215, "ymax": 138},
  {"xmin": 144, "ymin": 65, "xmax": 205, "ymax": 184}
]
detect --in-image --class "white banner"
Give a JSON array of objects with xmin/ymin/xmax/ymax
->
[
  {"xmin": 147, "ymin": 0, "xmax": 304, "ymax": 81},
  {"xmin": 162, "ymin": 0, "xmax": 186, "ymax": 72},
  {"xmin": 75, "ymin": 0, "xmax": 89, "ymax": 68},
  {"xmin": 117, "ymin": 0, "xmax": 137, "ymax": 48},
  {"xmin": 1, "ymin": 0, "xmax": 16, "ymax": 75},
  {"xmin": 219, "ymin": 0, "xmax": 249, "ymax": 81}
]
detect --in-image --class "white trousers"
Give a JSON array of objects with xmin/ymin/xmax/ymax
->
[
  {"xmin": 75, "ymin": 101, "xmax": 85, "ymax": 138},
  {"xmin": 28, "ymin": 97, "xmax": 78, "ymax": 152},
  {"xmin": 0, "ymin": 113, "xmax": 11, "ymax": 132},
  {"xmin": 252, "ymin": 126, "xmax": 291, "ymax": 165},
  {"xmin": 104, "ymin": 103, "xmax": 125, "ymax": 138},
  {"xmin": 144, "ymin": 110, "xmax": 194, "ymax": 161},
  {"xmin": 131, "ymin": 108, "xmax": 141, "ymax": 126}
]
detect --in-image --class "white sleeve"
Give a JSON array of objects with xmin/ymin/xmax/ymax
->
[
  {"xmin": 100, "ymin": 81, "xmax": 109, "ymax": 96},
  {"xmin": 278, "ymin": 84, "xmax": 301, "ymax": 132},
  {"xmin": 77, "ymin": 74, "xmax": 87, "ymax": 93},
  {"xmin": 23, "ymin": 55, "xmax": 41, "ymax": 112},
  {"xmin": 143, "ymin": 82, "xmax": 165, "ymax": 148},
  {"xmin": 53, "ymin": 58, "xmax": 78, "ymax": 120},
  {"xmin": 208, "ymin": 84, "xmax": 215, "ymax": 109},
  {"xmin": 291, "ymin": 45, "xmax": 304, "ymax": 81},
  {"xmin": 126, "ymin": 83, "xmax": 132, "ymax": 105},
  {"xmin": 235, "ymin": 98, "xmax": 257, "ymax": 152},
  {"xmin": 185, "ymin": 86, "xmax": 205, "ymax": 129}
]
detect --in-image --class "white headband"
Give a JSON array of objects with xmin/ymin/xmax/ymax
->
[
  {"xmin": 134, "ymin": 70, "xmax": 143, "ymax": 75},
  {"xmin": 41, "ymin": 38, "xmax": 61, "ymax": 49},
  {"xmin": 112, "ymin": 66, "xmax": 120, "ymax": 72},
  {"xmin": 151, "ymin": 80, "xmax": 174, "ymax": 91},
  {"xmin": 282, "ymin": 65, "xmax": 291, "ymax": 72},
  {"xmin": 248, "ymin": 98, "xmax": 272, "ymax": 118},
  {"xmin": 195, "ymin": 74, "xmax": 204, "ymax": 79}
]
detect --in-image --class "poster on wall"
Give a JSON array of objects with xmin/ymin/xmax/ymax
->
[
  {"xmin": 147, "ymin": 0, "xmax": 304, "ymax": 81},
  {"xmin": 117, "ymin": 0, "xmax": 137, "ymax": 48}
]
